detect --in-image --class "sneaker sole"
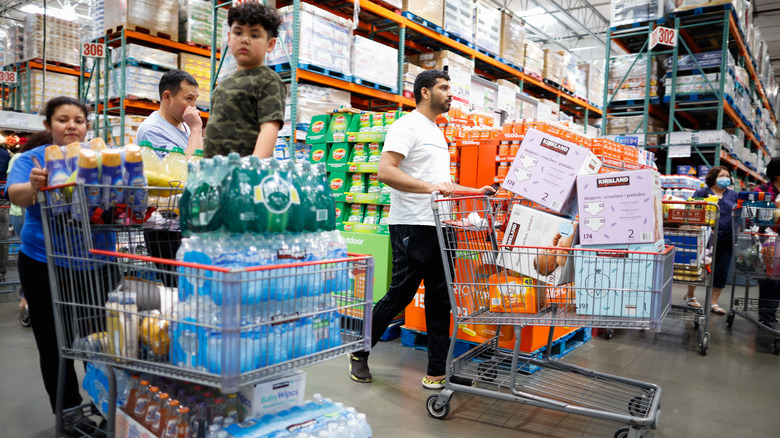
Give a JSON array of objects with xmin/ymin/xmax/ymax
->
[{"xmin": 349, "ymin": 373, "xmax": 373, "ymax": 383}]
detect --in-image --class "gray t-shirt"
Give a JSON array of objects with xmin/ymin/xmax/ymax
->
[{"xmin": 136, "ymin": 111, "xmax": 190, "ymax": 155}]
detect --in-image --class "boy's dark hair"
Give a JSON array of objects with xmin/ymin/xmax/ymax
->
[
  {"xmin": 228, "ymin": 1, "xmax": 282, "ymax": 38},
  {"xmin": 704, "ymin": 166, "xmax": 731, "ymax": 188},
  {"xmin": 42, "ymin": 96, "xmax": 89, "ymax": 126},
  {"xmin": 413, "ymin": 69, "xmax": 450, "ymax": 104},
  {"xmin": 766, "ymin": 157, "xmax": 780, "ymax": 183},
  {"xmin": 159, "ymin": 69, "xmax": 199, "ymax": 100}
]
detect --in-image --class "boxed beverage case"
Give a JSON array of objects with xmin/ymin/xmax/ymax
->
[
  {"xmin": 105, "ymin": 0, "xmax": 179, "ymax": 41},
  {"xmin": 443, "ymin": 0, "xmax": 474, "ymax": 42},
  {"xmin": 403, "ymin": 0, "xmax": 444, "ymax": 28},
  {"xmin": 574, "ymin": 241, "xmax": 665, "ymax": 318},
  {"xmin": 474, "ymin": 0, "xmax": 501, "ymax": 55},
  {"xmin": 502, "ymin": 129, "xmax": 602, "ymax": 216},
  {"xmin": 577, "ymin": 169, "xmax": 664, "ymax": 246},
  {"xmin": 496, "ymin": 203, "xmax": 579, "ymax": 286}
]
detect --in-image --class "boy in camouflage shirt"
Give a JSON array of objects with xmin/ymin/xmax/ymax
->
[{"xmin": 204, "ymin": 2, "xmax": 286, "ymax": 158}]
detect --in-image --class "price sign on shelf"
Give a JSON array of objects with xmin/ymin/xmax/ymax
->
[
  {"xmin": 0, "ymin": 70, "xmax": 17, "ymax": 84},
  {"xmin": 448, "ymin": 68, "xmax": 471, "ymax": 111},
  {"xmin": 668, "ymin": 144, "xmax": 692, "ymax": 158},
  {"xmin": 650, "ymin": 26, "xmax": 678, "ymax": 50},
  {"xmin": 82, "ymin": 42, "xmax": 106, "ymax": 59},
  {"xmin": 497, "ymin": 85, "xmax": 516, "ymax": 113}
]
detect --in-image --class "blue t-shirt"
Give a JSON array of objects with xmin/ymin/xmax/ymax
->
[
  {"xmin": 8, "ymin": 145, "xmax": 115, "ymax": 265},
  {"xmin": 692, "ymin": 186, "xmax": 738, "ymax": 242},
  {"xmin": 136, "ymin": 111, "xmax": 190, "ymax": 156}
]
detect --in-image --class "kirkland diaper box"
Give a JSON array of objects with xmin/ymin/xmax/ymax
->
[
  {"xmin": 238, "ymin": 370, "xmax": 306, "ymax": 418},
  {"xmin": 501, "ymin": 128, "xmax": 601, "ymax": 216},
  {"xmin": 576, "ymin": 169, "xmax": 664, "ymax": 246},
  {"xmin": 574, "ymin": 240, "xmax": 665, "ymax": 318},
  {"xmin": 496, "ymin": 203, "xmax": 578, "ymax": 286}
]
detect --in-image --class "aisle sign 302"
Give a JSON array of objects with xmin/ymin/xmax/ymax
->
[
  {"xmin": 82, "ymin": 42, "xmax": 106, "ymax": 58},
  {"xmin": 0, "ymin": 71, "xmax": 17, "ymax": 84},
  {"xmin": 650, "ymin": 26, "xmax": 677, "ymax": 50}
]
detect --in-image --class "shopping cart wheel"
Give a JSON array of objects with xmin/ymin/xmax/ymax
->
[
  {"xmin": 726, "ymin": 311, "xmax": 735, "ymax": 328},
  {"xmin": 773, "ymin": 338, "xmax": 780, "ymax": 355},
  {"xmin": 699, "ymin": 332, "xmax": 710, "ymax": 356},
  {"xmin": 19, "ymin": 310, "xmax": 31, "ymax": 327},
  {"xmin": 613, "ymin": 426, "xmax": 631, "ymax": 438},
  {"xmin": 627, "ymin": 395, "xmax": 649, "ymax": 418},
  {"xmin": 426, "ymin": 394, "xmax": 450, "ymax": 419},
  {"xmin": 605, "ymin": 329, "xmax": 615, "ymax": 339}
]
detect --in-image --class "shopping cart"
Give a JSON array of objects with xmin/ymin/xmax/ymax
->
[
  {"xmin": 38, "ymin": 183, "xmax": 374, "ymax": 437},
  {"xmin": 0, "ymin": 184, "xmax": 26, "ymax": 326},
  {"xmin": 728, "ymin": 203, "xmax": 780, "ymax": 354},
  {"xmin": 662, "ymin": 200, "xmax": 719, "ymax": 355},
  {"xmin": 427, "ymin": 193, "xmax": 674, "ymax": 438}
]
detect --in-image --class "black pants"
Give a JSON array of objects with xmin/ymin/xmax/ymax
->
[
  {"xmin": 355, "ymin": 225, "xmax": 452, "ymax": 376},
  {"xmin": 757, "ymin": 279, "xmax": 780, "ymax": 324},
  {"xmin": 19, "ymin": 251, "xmax": 119, "ymax": 413},
  {"xmin": 143, "ymin": 229, "xmax": 182, "ymax": 287}
]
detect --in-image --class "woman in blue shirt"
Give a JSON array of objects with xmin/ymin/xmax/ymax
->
[
  {"xmin": 683, "ymin": 166, "xmax": 738, "ymax": 314},
  {"xmin": 7, "ymin": 97, "xmax": 118, "ymax": 422}
]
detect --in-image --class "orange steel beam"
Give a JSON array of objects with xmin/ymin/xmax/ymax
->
[{"xmin": 28, "ymin": 62, "xmax": 88, "ymax": 78}]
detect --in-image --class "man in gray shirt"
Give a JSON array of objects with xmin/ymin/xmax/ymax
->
[{"xmin": 136, "ymin": 69, "xmax": 203, "ymax": 156}]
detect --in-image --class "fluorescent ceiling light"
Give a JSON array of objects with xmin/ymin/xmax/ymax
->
[
  {"xmin": 18, "ymin": 3, "xmax": 90, "ymax": 22},
  {"xmin": 20, "ymin": 4, "xmax": 44, "ymax": 14}
]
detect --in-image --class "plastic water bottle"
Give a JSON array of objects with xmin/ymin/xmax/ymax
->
[
  {"xmin": 312, "ymin": 163, "xmax": 336, "ymax": 231},
  {"xmin": 223, "ymin": 154, "xmax": 260, "ymax": 234},
  {"xmin": 289, "ymin": 162, "xmax": 316, "ymax": 232},
  {"xmin": 195, "ymin": 159, "xmax": 224, "ymax": 232},
  {"xmin": 260, "ymin": 159, "xmax": 296, "ymax": 233},
  {"xmin": 357, "ymin": 413, "xmax": 372, "ymax": 438},
  {"xmin": 205, "ymin": 424, "xmax": 220, "ymax": 438}
]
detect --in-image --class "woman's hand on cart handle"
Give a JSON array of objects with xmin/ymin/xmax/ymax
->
[{"xmin": 30, "ymin": 167, "xmax": 48, "ymax": 204}]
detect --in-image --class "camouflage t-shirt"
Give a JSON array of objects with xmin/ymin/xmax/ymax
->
[{"xmin": 204, "ymin": 65, "xmax": 286, "ymax": 157}]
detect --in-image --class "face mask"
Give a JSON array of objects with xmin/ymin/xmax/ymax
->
[{"xmin": 716, "ymin": 177, "xmax": 731, "ymax": 189}]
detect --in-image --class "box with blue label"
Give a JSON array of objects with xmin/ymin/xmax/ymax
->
[{"xmin": 574, "ymin": 241, "xmax": 664, "ymax": 318}]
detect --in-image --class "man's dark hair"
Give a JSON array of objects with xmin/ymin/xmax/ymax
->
[
  {"xmin": 704, "ymin": 166, "xmax": 731, "ymax": 188},
  {"xmin": 766, "ymin": 157, "xmax": 780, "ymax": 184},
  {"xmin": 228, "ymin": 1, "xmax": 282, "ymax": 38},
  {"xmin": 413, "ymin": 69, "xmax": 450, "ymax": 104},
  {"xmin": 42, "ymin": 96, "xmax": 89, "ymax": 126},
  {"xmin": 159, "ymin": 70, "xmax": 199, "ymax": 100}
]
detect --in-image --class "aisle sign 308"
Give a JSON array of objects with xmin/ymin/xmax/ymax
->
[
  {"xmin": 0, "ymin": 71, "xmax": 17, "ymax": 84},
  {"xmin": 650, "ymin": 26, "xmax": 677, "ymax": 50},
  {"xmin": 82, "ymin": 42, "xmax": 106, "ymax": 58}
]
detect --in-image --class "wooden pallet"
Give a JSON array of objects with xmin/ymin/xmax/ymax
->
[{"xmin": 107, "ymin": 25, "xmax": 176, "ymax": 42}]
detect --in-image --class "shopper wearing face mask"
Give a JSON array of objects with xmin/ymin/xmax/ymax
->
[
  {"xmin": 755, "ymin": 157, "xmax": 780, "ymax": 328},
  {"xmin": 683, "ymin": 166, "xmax": 738, "ymax": 315}
]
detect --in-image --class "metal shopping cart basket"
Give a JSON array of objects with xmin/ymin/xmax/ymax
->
[
  {"xmin": 38, "ymin": 183, "xmax": 374, "ymax": 437},
  {"xmin": 427, "ymin": 193, "xmax": 674, "ymax": 438},
  {"xmin": 662, "ymin": 200, "xmax": 719, "ymax": 355},
  {"xmin": 728, "ymin": 203, "xmax": 780, "ymax": 354}
]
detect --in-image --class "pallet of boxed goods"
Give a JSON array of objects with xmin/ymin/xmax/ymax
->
[{"xmin": 104, "ymin": 0, "xmax": 179, "ymax": 41}]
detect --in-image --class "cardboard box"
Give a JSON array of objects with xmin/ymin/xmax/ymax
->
[
  {"xmin": 577, "ymin": 169, "xmax": 664, "ymax": 246},
  {"xmin": 574, "ymin": 241, "xmax": 664, "ymax": 318},
  {"xmin": 403, "ymin": 0, "xmax": 444, "ymax": 28},
  {"xmin": 500, "ymin": 11, "xmax": 525, "ymax": 67},
  {"xmin": 326, "ymin": 143, "xmax": 350, "ymax": 172},
  {"xmin": 407, "ymin": 50, "xmax": 475, "ymax": 74},
  {"xmin": 238, "ymin": 370, "xmax": 306, "ymax": 418},
  {"xmin": 105, "ymin": 0, "xmax": 179, "ymax": 41},
  {"xmin": 115, "ymin": 409, "xmax": 156, "ymax": 438},
  {"xmin": 496, "ymin": 203, "xmax": 579, "ymax": 286},
  {"xmin": 543, "ymin": 50, "xmax": 564, "ymax": 84},
  {"xmin": 523, "ymin": 41, "xmax": 544, "ymax": 78},
  {"xmin": 502, "ymin": 128, "xmax": 601, "ymax": 216},
  {"xmin": 474, "ymin": 0, "xmax": 501, "ymax": 55},
  {"xmin": 443, "ymin": 0, "xmax": 474, "ymax": 42}
]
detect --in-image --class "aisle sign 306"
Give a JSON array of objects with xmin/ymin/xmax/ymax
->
[
  {"xmin": 650, "ymin": 26, "xmax": 677, "ymax": 50},
  {"xmin": 0, "ymin": 71, "xmax": 17, "ymax": 84},
  {"xmin": 82, "ymin": 42, "xmax": 106, "ymax": 58}
]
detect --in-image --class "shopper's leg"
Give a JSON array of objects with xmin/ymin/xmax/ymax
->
[
  {"xmin": 10, "ymin": 213, "xmax": 24, "ymax": 237},
  {"xmin": 0, "ymin": 203, "xmax": 9, "ymax": 279},
  {"xmin": 143, "ymin": 229, "xmax": 182, "ymax": 287},
  {"xmin": 757, "ymin": 279, "xmax": 779, "ymax": 324},
  {"xmin": 18, "ymin": 252, "xmax": 82, "ymax": 412},
  {"xmin": 419, "ymin": 228, "xmax": 453, "ymax": 378},
  {"xmin": 354, "ymin": 225, "xmax": 428, "ymax": 357},
  {"xmin": 710, "ymin": 245, "xmax": 732, "ymax": 314}
]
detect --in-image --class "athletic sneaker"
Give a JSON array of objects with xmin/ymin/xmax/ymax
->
[
  {"xmin": 422, "ymin": 376, "xmax": 445, "ymax": 389},
  {"xmin": 348, "ymin": 353, "xmax": 372, "ymax": 383}
]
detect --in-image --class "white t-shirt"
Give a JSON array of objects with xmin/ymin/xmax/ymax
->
[{"xmin": 383, "ymin": 110, "xmax": 450, "ymax": 226}]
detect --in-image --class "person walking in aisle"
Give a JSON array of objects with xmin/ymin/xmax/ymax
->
[
  {"xmin": 203, "ymin": 1, "xmax": 285, "ymax": 158},
  {"xmin": 755, "ymin": 158, "xmax": 780, "ymax": 328},
  {"xmin": 136, "ymin": 69, "xmax": 203, "ymax": 156},
  {"xmin": 348, "ymin": 69, "xmax": 495, "ymax": 388},
  {"xmin": 682, "ymin": 166, "xmax": 738, "ymax": 315},
  {"xmin": 7, "ymin": 97, "xmax": 119, "ymax": 433},
  {"xmin": 0, "ymin": 144, "xmax": 11, "ymax": 284}
]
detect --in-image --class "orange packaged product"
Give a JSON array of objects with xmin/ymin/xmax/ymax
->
[
  {"xmin": 546, "ymin": 283, "xmax": 575, "ymax": 306},
  {"xmin": 488, "ymin": 271, "xmax": 540, "ymax": 313},
  {"xmin": 497, "ymin": 163, "xmax": 510, "ymax": 179},
  {"xmin": 498, "ymin": 142, "xmax": 510, "ymax": 157},
  {"xmin": 465, "ymin": 324, "xmax": 514, "ymax": 341}
]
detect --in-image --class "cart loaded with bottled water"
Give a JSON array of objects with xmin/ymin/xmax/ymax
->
[
  {"xmin": 662, "ymin": 200, "xmax": 719, "ymax": 355},
  {"xmin": 427, "ymin": 193, "xmax": 675, "ymax": 438},
  {"xmin": 728, "ymin": 193, "xmax": 780, "ymax": 354},
  {"xmin": 38, "ymin": 153, "xmax": 373, "ymax": 437}
]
